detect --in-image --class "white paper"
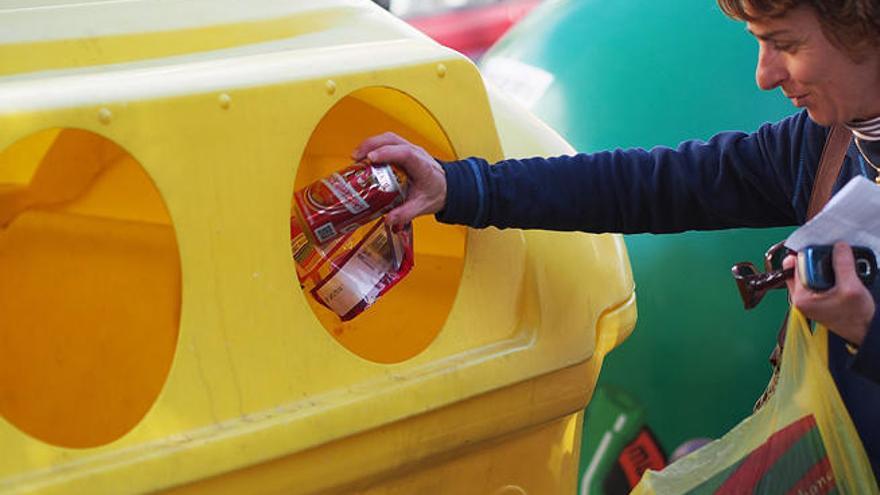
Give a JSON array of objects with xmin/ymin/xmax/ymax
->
[{"xmin": 785, "ymin": 176, "xmax": 880, "ymax": 254}]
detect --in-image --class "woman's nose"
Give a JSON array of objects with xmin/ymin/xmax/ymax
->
[{"xmin": 755, "ymin": 45, "xmax": 787, "ymax": 91}]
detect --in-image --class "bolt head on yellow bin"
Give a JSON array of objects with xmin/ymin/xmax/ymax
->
[{"xmin": 0, "ymin": 1, "xmax": 636, "ymax": 493}]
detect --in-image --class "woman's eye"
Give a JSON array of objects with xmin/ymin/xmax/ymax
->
[{"xmin": 773, "ymin": 42, "xmax": 797, "ymax": 53}]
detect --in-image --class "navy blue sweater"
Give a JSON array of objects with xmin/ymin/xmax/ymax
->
[{"xmin": 438, "ymin": 110, "xmax": 880, "ymax": 478}]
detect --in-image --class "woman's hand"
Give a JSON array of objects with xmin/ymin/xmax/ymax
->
[
  {"xmin": 783, "ymin": 242, "xmax": 876, "ymax": 346},
  {"xmin": 353, "ymin": 132, "xmax": 448, "ymax": 228}
]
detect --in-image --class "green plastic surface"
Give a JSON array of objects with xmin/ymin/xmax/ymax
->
[
  {"xmin": 578, "ymin": 386, "xmax": 648, "ymax": 494},
  {"xmin": 482, "ymin": 0, "xmax": 798, "ymax": 462}
]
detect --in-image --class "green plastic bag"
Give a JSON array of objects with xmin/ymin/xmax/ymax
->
[{"xmin": 632, "ymin": 309, "xmax": 878, "ymax": 494}]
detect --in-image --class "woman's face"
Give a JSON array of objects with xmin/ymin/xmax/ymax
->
[{"xmin": 748, "ymin": 6, "xmax": 880, "ymax": 125}]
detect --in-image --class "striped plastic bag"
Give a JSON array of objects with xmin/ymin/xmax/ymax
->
[{"xmin": 632, "ymin": 309, "xmax": 878, "ymax": 494}]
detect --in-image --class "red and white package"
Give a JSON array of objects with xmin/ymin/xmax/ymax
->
[
  {"xmin": 310, "ymin": 220, "xmax": 413, "ymax": 321},
  {"xmin": 289, "ymin": 160, "xmax": 414, "ymax": 321}
]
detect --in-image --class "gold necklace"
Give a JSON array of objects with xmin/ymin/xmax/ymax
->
[{"xmin": 854, "ymin": 137, "xmax": 880, "ymax": 184}]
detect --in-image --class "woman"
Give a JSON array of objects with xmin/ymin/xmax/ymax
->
[{"xmin": 354, "ymin": 0, "xmax": 880, "ymax": 479}]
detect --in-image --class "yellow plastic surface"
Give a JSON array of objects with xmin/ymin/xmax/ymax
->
[
  {"xmin": 0, "ymin": 1, "xmax": 636, "ymax": 493},
  {"xmin": 0, "ymin": 128, "xmax": 181, "ymax": 448}
]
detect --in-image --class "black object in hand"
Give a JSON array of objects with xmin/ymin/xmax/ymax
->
[{"xmin": 797, "ymin": 245, "xmax": 877, "ymax": 292}]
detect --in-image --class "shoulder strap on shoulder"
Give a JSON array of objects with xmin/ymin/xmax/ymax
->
[
  {"xmin": 756, "ymin": 125, "xmax": 851, "ymax": 413},
  {"xmin": 807, "ymin": 124, "xmax": 852, "ymax": 220}
]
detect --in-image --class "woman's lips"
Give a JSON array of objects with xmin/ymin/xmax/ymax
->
[{"xmin": 788, "ymin": 94, "xmax": 809, "ymax": 107}]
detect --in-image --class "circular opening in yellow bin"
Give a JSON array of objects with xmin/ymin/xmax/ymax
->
[
  {"xmin": 0, "ymin": 128, "xmax": 181, "ymax": 448},
  {"xmin": 293, "ymin": 87, "xmax": 466, "ymax": 364}
]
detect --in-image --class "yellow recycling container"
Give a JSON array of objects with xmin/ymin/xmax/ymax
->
[{"xmin": 0, "ymin": 1, "xmax": 636, "ymax": 493}]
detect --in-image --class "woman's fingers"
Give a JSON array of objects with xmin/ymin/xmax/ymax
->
[
  {"xmin": 351, "ymin": 132, "xmax": 409, "ymax": 160},
  {"xmin": 352, "ymin": 133, "xmax": 448, "ymax": 227}
]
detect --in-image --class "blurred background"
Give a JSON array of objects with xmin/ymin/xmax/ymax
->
[{"xmin": 374, "ymin": 0, "xmax": 541, "ymax": 59}]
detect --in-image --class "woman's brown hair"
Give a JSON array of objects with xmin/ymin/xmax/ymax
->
[{"xmin": 717, "ymin": 0, "xmax": 880, "ymax": 57}]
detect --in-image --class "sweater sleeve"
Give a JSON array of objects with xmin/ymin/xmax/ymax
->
[{"xmin": 437, "ymin": 111, "xmax": 828, "ymax": 234}]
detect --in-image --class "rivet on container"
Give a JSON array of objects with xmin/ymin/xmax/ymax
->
[
  {"xmin": 218, "ymin": 93, "xmax": 232, "ymax": 109},
  {"xmin": 325, "ymin": 80, "xmax": 337, "ymax": 95},
  {"xmin": 436, "ymin": 63, "xmax": 448, "ymax": 78},
  {"xmin": 97, "ymin": 107, "xmax": 113, "ymax": 124}
]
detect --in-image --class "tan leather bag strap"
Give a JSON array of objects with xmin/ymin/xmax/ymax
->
[
  {"xmin": 754, "ymin": 124, "xmax": 853, "ymax": 412},
  {"xmin": 807, "ymin": 125, "xmax": 852, "ymax": 219}
]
